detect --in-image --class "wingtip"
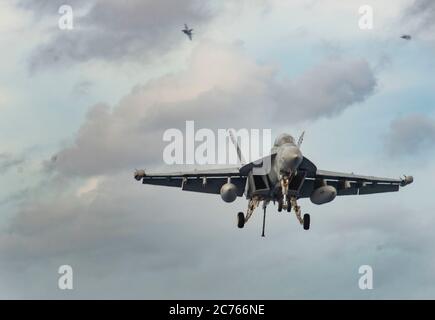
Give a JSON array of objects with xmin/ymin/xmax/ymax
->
[
  {"xmin": 134, "ymin": 169, "xmax": 146, "ymax": 181},
  {"xmin": 400, "ymin": 175, "xmax": 414, "ymax": 187}
]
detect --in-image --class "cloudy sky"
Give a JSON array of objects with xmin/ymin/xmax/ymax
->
[{"xmin": 0, "ymin": 0, "xmax": 434, "ymax": 299}]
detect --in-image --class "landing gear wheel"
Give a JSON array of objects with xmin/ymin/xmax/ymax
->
[
  {"xmin": 237, "ymin": 212, "xmax": 245, "ymax": 229},
  {"xmin": 286, "ymin": 202, "xmax": 291, "ymax": 212},
  {"xmin": 278, "ymin": 201, "xmax": 283, "ymax": 212},
  {"xmin": 303, "ymin": 214, "xmax": 310, "ymax": 230}
]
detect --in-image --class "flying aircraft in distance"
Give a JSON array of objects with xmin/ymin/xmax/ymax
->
[
  {"xmin": 182, "ymin": 24, "xmax": 193, "ymax": 40},
  {"xmin": 401, "ymin": 34, "xmax": 412, "ymax": 40},
  {"xmin": 134, "ymin": 133, "xmax": 413, "ymax": 236}
]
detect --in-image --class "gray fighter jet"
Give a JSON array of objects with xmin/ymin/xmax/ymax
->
[
  {"xmin": 182, "ymin": 24, "xmax": 193, "ymax": 40},
  {"xmin": 134, "ymin": 133, "xmax": 413, "ymax": 236},
  {"xmin": 401, "ymin": 34, "xmax": 412, "ymax": 40}
]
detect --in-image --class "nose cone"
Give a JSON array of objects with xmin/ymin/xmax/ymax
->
[{"xmin": 278, "ymin": 146, "xmax": 303, "ymax": 175}]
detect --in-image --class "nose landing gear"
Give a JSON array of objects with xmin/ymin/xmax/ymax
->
[
  {"xmin": 280, "ymin": 176, "xmax": 295, "ymax": 213},
  {"xmin": 280, "ymin": 176, "xmax": 289, "ymax": 211}
]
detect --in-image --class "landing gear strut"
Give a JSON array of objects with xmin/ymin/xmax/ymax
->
[
  {"xmin": 280, "ymin": 176, "xmax": 289, "ymax": 211},
  {"xmin": 237, "ymin": 197, "xmax": 260, "ymax": 229},
  {"xmin": 237, "ymin": 198, "xmax": 270, "ymax": 237},
  {"xmin": 290, "ymin": 196, "xmax": 310, "ymax": 230},
  {"xmin": 261, "ymin": 201, "xmax": 269, "ymax": 237},
  {"xmin": 280, "ymin": 174, "xmax": 310, "ymax": 230}
]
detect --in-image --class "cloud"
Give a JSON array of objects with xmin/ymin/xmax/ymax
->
[
  {"xmin": 0, "ymin": 168, "xmax": 433, "ymax": 299},
  {"xmin": 17, "ymin": 0, "xmax": 88, "ymax": 12},
  {"xmin": 403, "ymin": 0, "xmax": 435, "ymax": 31},
  {"xmin": 384, "ymin": 114, "xmax": 435, "ymax": 156},
  {"xmin": 0, "ymin": 172, "xmax": 239, "ymax": 298},
  {"xmin": 0, "ymin": 188, "xmax": 31, "ymax": 207},
  {"xmin": 0, "ymin": 153, "xmax": 25, "ymax": 174},
  {"xmin": 71, "ymin": 80, "xmax": 93, "ymax": 97},
  {"xmin": 47, "ymin": 42, "xmax": 376, "ymax": 177},
  {"xmin": 0, "ymin": 41, "xmax": 379, "ymax": 298},
  {"xmin": 0, "ymin": 87, "xmax": 13, "ymax": 110},
  {"xmin": 272, "ymin": 58, "xmax": 376, "ymax": 121},
  {"xmin": 22, "ymin": 0, "xmax": 216, "ymax": 70},
  {"xmin": 401, "ymin": 0, "xmax": 435, "ymax": 42}
]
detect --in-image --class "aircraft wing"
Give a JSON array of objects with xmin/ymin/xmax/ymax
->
[
  {"xmin": 134, "ymin": 166, "xmax": 247, "ymax": 196},
  {"xmin": 299, "ymin": 169, "xmax": 413, "ymax": 198},
  {"xmin": 315, "ymin": 170, "xmax": 406, "ymax": 184}
]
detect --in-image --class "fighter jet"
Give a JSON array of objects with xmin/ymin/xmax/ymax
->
[
  {"xmin": 401, "ymin": 34, "xmax": 412, "ymax": 40},
  {"xmin": 182, "ymin": 24, "xmax": 193, "ymax": 40},
  {"xmin": 134, "ymin": 133, "xmax": 413, "ymax": 236}
]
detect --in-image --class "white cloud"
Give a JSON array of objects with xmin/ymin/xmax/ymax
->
[
  {"xmin": 0, "ymin": 88, "xmax": 11, "ymax": 110},
  {"xmin": 76, "ymin": 177, "xmax": 101, "ymax": 198},
  {"xmin": 0, "ymin": 1, "xmax": 32, "ymax": 33}
]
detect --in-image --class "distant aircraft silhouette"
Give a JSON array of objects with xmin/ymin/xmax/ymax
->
[{"xmin": 182, "ymin": 24, "xmax": 193, "ymax": 40}]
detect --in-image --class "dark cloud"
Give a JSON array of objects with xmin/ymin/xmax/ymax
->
[
  {"xmin": 403, "ymin": 0, "xmax": 435, "ymax": 31},
  {"xmin": 272, "ymin": 58, "xmax": 376, "ymax": 121},
  {"xmin": 22, "ymin": 0, "xmax": 216, "ymax": 70},
  {"xmin": 385, "ymin": 114, "xmax": 435, "ymax": 156},
  {"xmin": 401, "ymin": 0, "xmax": 435, "ymax": 42},
  {"xmin": 47, "ymin": 42, "xmax": 376, "ymax": 177}
]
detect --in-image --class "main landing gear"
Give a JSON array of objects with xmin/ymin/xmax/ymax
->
[
  {"xmin": 237, "ymin": 212, "xmax": 245, "ymax": 228},
  {"xmin": 237, "ymin": 197, "xmax": 260, "ymax": 229},
  {"xmin": 237, "ymin": 197, "xmax": 269, "ymax": 237},
  {"xmin": 289, "ymin": 196, "xmax": 310, "ymax": 230},
  {"xmin": 303, "ymin": 213, "xmax": 310, "ymax": 231},
  {"xmin": 279, "ymin": 175, "xmax": 310, "ymax": 230},
  {"xmin": 236, "ymin": 195, "xmax": 310, "ymax": 235}
]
